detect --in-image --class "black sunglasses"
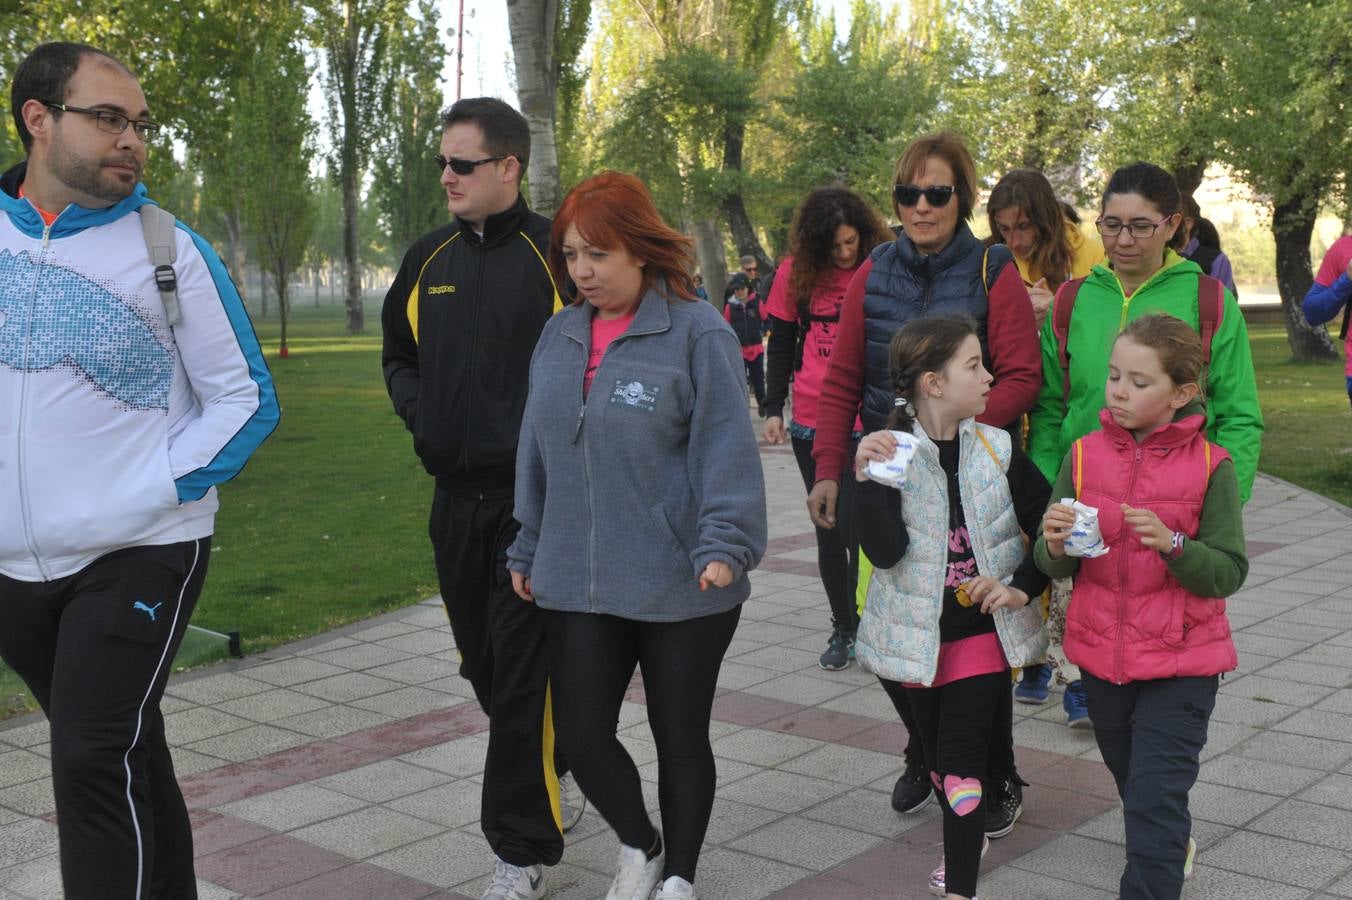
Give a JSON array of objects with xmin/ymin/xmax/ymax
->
[
  {"xmin": 435, "ymin": 154, "xmax": 506, "ymax": 176},
  {"xmin": 893, "ymin": 184, "xmax": 956, "ymax": 208}
]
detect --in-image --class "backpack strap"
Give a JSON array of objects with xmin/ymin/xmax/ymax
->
[
  {"xmin": 1052, "ymin": 277, "xmax": 1088, "ymax": 401},
  {"xmin": 139, "ymin": 205, "xmax": 181, "ymax": 327},
  {"xmin": 1339, "ymin": 292, "xmax": 1352, "ymax": 341},
  {"xmin": 1072, "ymin": 438, "xmax": 1085, "ymax": 500},
  {"xmin": 1197, "ymin": 274, "xmax": 1224, "ymax": 368},
  {"xmin": 975, "ymin": 426, "xmax": 1005, "ymax": 471},
  {"xmin": 1204, "ymin": 440, "xmax": 1212, "ymax": 487},
  {"xmin": 981, "ymin": 246, "xmax": 990, "ymax": 295}
]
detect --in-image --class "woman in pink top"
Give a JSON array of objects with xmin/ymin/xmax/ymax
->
[{"xmin": 763, "ymin": 187, "xmax": 892, "ymax": 671}]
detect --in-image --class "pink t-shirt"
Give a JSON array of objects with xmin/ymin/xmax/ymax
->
[
  {"xmin": 902, "ymin": 632, "xmax": 1007, "ymax": 689},
  {"xmin": 764, "ymin": 257, "xmax": 857, "ymax": 430},
  {"xmin": 1314, "ymin": 235, "xmax": 1352, "ymax": 376},
  {"xmin": 584, "ymin": 311, "xmax": 634, "ymax": 396}
]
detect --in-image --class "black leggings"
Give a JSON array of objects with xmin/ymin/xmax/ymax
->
[
  {"xmin": 791, "ymin": 435, "xmax": 859, "ymax": 630},
  {"xmin": 546, "ymin": 605, "xmax": 741, "ymax": 883},
  {"xmin": 887, "ymin": 671, "xmax": 1009, "ymax": 899}
]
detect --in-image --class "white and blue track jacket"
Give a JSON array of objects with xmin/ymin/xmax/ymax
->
[{"xmin": 0, "ymin": 163, "xmax": 280, "ymax": 582}]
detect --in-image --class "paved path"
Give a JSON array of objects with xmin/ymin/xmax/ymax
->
[{"xmin": 3, "ymin": 437, "xmax": 1352, "ymax": 899}]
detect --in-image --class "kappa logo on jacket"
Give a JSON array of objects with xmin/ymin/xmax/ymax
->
[{"xmin": 608, "ymin": 379, "xmax": 660, "ymax": 411}]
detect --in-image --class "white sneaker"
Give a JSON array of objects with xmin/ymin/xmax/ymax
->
[
  {"xmin": 653, "ymin": 875, "xmax": 695, "ymax": 899},
  {"xmin": 605, "ymin": 834, "xmax": 663, "ymax": 900},
  {"xmin": 482, "ymin": 857, "xmax": 546, "ymax": 900},
  {"xmin": 558, "ymin": 771, "xmax": 586, "ymax": 833}
]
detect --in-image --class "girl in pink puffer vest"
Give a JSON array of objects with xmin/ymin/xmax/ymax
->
[{"xmin": 1034, "ymin": 314, "xmax": 1248, "ymax": 900}]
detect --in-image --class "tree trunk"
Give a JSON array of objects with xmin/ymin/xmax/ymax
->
[
  {"xmin": 225, "ymin": 212, "xmax": 249, "ymax": 303},
  {"xmin": 314, "ymin": 266, "xmax": 321, "ymax": 307},
  {"xmin": 719, "ymin": 118, "xmax": 771, "ymax": 273},
  {"xmin": 1172, "ymin": 159, "xmax": 1207, "ymax": 200},
  {"xmin": 507, "ymin": 0, "xmax": 561, "ymax": 216},
  {"xmin": 693, "ymin": 217, "xmax": 727, "ymax": 309},
  {"xmin": 1272, "ymin": 192, "xmax": 1339, "ymax": 360},
  {"xmin": 339, "ymin": 0, "xmax": 365, "ymax": 334},
  {"xmin": 258, "ymin": 268, "xmax": 270, "ymax": 319}
]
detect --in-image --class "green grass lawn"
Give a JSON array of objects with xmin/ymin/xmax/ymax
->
[
  {"xmin": 2, "ymin": 314, "xmax": 1347, "ymax": 721},
  {"xmin": 1249, "ymin": 325, "xmax": 1352, "ymax": 509}
]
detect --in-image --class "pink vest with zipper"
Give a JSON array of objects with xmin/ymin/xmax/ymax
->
[{"xmin": 1064, "ymin": 409, "xmax": 1237, "ymax": 684}]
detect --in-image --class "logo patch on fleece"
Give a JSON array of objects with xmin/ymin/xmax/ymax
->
[{"xmin": 608, "ymin": 379, "xmax": 660, "ymax": 412}]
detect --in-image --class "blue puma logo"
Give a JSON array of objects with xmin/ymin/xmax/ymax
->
[{"xmin": 132, "ymin": 600, "xmax": 162, "ymax": 622}]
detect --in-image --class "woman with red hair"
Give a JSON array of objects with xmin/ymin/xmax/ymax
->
[{"xmin": 507, "ymin": 171, "xmax": 767, "ymax": 900}]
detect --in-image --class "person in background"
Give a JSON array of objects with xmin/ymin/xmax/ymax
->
[
  {"xmin": 508, "ymin": 171, "xmax": 766, "ymax": 900},
  {"xmin": 987, "ymin": 168, "xmax": 1103, "ymax": 331},
  {"xmin": 762, "ymin": 187, "xmax": 892, "ymax": 671},
  {"xmin": 1026, "ymin": 162, "xmax": 1262, "ymax": 731},
  {"xmin": 1171, "ymin": 195, "xmax": 1238, "ymax": 298},
  {"xmin": 807, "ymin": 130, "xmax": 1042, "ymax": 842},
  {"xmin": 692, "ymin": 271, "xmax": 709, "ymax": 302},
  {"xmin": 1302, "ymin": 233, "xmax": 1352, "ymax": 408},
  {"xmin": 724, "ymin": 271, "xmax": 767, "ymax": 416},
  {"xmin": 985, "ymin": 168, "xmax": 1103, "ymax": 708}
]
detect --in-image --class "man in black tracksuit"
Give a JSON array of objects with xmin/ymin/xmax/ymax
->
[{"xmin": 381, "ymin": 98, "xmax": 564, "ymax": 900}]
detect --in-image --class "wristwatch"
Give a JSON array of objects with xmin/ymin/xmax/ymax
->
[{"xmin": 1162, "ymin": 531, "xmax": 1186, "ymax": 562}]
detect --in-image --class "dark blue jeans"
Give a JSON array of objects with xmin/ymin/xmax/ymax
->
[{"xmin": 1082, "ymin": 671, "xmax": 1219, "ymax": 900}]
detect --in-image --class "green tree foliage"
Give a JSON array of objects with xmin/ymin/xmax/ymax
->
[
  {"xmin": 238, "ymin": 29, "xmax": 316, "ymax": 356},
  {"xmin": 371, "ymin": 0, "xmax": 446, "ymax": 255}
]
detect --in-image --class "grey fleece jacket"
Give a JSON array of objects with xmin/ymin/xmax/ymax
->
[{"xmin": 507, "ymin": 288, "xmax": 767, "ymax": 621}]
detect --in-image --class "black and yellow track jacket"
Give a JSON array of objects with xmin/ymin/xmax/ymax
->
[{"xmin": 381, "ymin": 196, "xmax": 561, "ymax": 489}]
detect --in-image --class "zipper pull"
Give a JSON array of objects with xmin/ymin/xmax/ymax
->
[
  {"xmin": 41, "ymin": 222, "xmax": 52, "ymax": 249},
  {"xmin": 572, "ymin": 404, "xmax": 585, "ymax": 443}
]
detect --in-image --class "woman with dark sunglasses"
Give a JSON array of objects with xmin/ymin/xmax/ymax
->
[{"xmin": 804, "ymin": 131, "xmax": 1042, "ymax": 866}]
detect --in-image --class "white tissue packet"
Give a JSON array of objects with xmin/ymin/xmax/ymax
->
[
  {"xmin": 1060, "ymin": 497, "xmax": 1109, "ymax": 558},
  {"xmin": 864, "ymin": 431, "xmax": 922, "ymax": 488}
]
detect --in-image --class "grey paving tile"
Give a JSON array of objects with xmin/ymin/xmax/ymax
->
[
  {"xmin": 1299, "ymin": 773, "xmax": 1352, "ymax": 811},
  {"xmin": 0, "ymin": 752, "xmax": 46, "ymax": 790},
  {"xmin": 485, "ymin": 861, "xmax": 609, "ymax": 899},
  {"xmin": 1182, "ymin": 866, "xmax": 1314, "ymax": 900},
  {"xmin": 729, "ymin": 645, "xmax": 820, "ymax": 674},
  {"xmin": 777, "ymin": 743, "xmax": 902, "ymax": 787},
  {"xmin": 0, "ymin": 856, "xmax": 61, "ymax": 900},
  {"xmin": 1316, "ymin": 689, "xmax": 1352, "ymax": 715},
  {"xmin": 306, "ymin": 643, "xmax": 415, "ymax": 671},
  {"xmin": 1000, "ymin": 833, "xmax": 1123, "ymax": 892},
  {"xmin": 978, "ymin": 865, "xmax": 1116, "ymax": 899},
  {"xmin": 1199, "ymin": 754, "xmax": 1326, "ymax": 796},
  {"xmin": 1273, "ymin": 708, "xmax": 1352, "ymax": 742},
  {"xmin": 709, "ymin": 730, "xmax": 821, "ymax": 767},
  {"xmin": 168, "ymin": 746, "xmax": 230, "ymax": 776},
  {"xmin": 385, "ymin": 779, "xmax": 483, "ymax": 829},
  {"xmin": 195, "ymin": 879, "xmax": 238, "ymax": 900},
  {"xmin": 0, "ymin": 777, "xmax": 55, "ymax": 817},
  {"xmin": 237, "ymin": 656, "xmax": 350, "ymax": 687},
  {"xmin": 271, "ymin": 704, "xmax": 394, "ymax": 739},
  {"xmin": 1327, "ymin": 868, "xmax": 1352, "ymax": 897},
  {"xmin": 216, "ymin": 782, "xmax": 366, "ymax": 831},
  {"xmin": 291, "ymin": 805, "xmax": 446, "ymax": 859},
  {"xmin": 1012, "ymin": 717, "xmax": 1102, "ymax": 757},
  {"xmin": 1259, "ymin": 659, "xmax": 1352, "ymax": 689},
  {"xmin": 369, "ymin": 828, "xmax": 491, "ymax": 889},
  {"xmin": 290, "ymin": 671, "xmax": 406, "ymax": 703},
  {"xmin": 165, "ymin": 672, "xmax": 271, "ymax": 705},
  {"xmin": 0, "ymin": 819, "xmax": 58, "ymax": 869},
  {"xmin": 802, "ymin": 786, "xmax": 935, "ymax": 840},
  {"xmin": 362, "ymin": 655, "xmax": 455, "ymax": 685},
  {"xmin": 1220, "ymin": 672, "xmax": 1337, "ymax": 707},
  {"xmin": 344, "ymin": 620, "xmax": 421, "ymax": 642},
  {"xmin": 739, "ymin": 671, "xmax": 858, "ymax": 706},
  {"xmin": 715, "ymin": 661, "xmax": 781, "ymax": 691},
  {"xmin": 1188, "ymin": 779, "xmax": 1285, "ymax": 827},
  {"xmin": 1203, "ymin": 829, "xmax": 1352, "ymax": 889},
  {"xmin": 374, "ymin": 629, "xmax": 455, "ymax": 657},
  {"xmin": 0, "ymin": 721, "xmax": 48, "ymax": 749},
  {"xmin": 815, "ymin": 686, "xmax": 901, "ymax": 720},
  {"xmin": 349, "ymin": 685, "xmax": 454, "ymax": 718},
  {"xmin": 729, "ymin": 816, "xmax": 883, "ymax": 871},
  {"xmin": 718, "ymin": 769, "xmax": 847, "ymax": 814},
  {"xmin": 184, "ymin": 723, "xmax": 310, "ymax": 763},
  {"xmin": 701, "ymin": 797, "xmax": 784, "ymax": 844},
  {"xmin": 692, "ymin": 846, "xmax": 811, "ymax": 899},
  {"xmin": 313, "ymin": 759, "xmax": 451, "ymax": 803},
  {"xmin": 163, "ymin": 707, "xmax": 256, "ymax": 744},
  {"xmin": 215, "ymin": 687, "xmax": 333, "ymax": 724},
  {"xmin": 1234, "ymin": 730, "xmax": 1352, "ymax": 771},
  {"xmin": 398, "ymin": 734, "xmax": 488, "ymax": 778},
  {"xmin": 1209, "ymin": 693, "xmax": 1299, "ymax": 728},
  {"xmin": 1249, "ymin": 798, "xmax": 1352, "ymax": 851}
]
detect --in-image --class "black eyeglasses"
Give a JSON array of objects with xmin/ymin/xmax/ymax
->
[
  {"xmin": 435, "ymin": 154, "xmax": 506, "ymax": 176},
  {"xmin": 1095, "ymin": 215, "xmax": 1173, "ymax": 239},
  {"xmin": 893, "ymin": 184, "xmax": 956, "ymax": 208},
  {"xmin": 44, "ymin": 102, "xmax": 159, "ymax": 140}
]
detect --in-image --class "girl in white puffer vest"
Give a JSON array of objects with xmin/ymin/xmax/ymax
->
[{"xmin": 853, "ymin": 315, "xmax": 1050, "ymax": 900}]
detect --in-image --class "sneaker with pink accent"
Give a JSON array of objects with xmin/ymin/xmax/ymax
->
[{"xmin": 928, "ymin": 836, "xmax": 989, "ymax": 896}]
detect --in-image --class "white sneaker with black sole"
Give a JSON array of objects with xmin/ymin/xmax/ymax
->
[
  {"xmin": 481, "ymin": 857, "xmax": 546, "ymax": 900},
  {"xmin": 605, "ymin": 833, "xmax": 663, "ymax": 900}
]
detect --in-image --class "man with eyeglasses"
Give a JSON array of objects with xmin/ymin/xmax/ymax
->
[
  {"xmin": 0, "ymin": 43, "xmax": 279, "ymax": 899},
  {"xmin": 381, "ymin": 97, "xmax": 572, "ymax": 900}
]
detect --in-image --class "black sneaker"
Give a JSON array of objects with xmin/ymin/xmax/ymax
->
[
  {"xmin": 891, "ymin": 761, "xmax": 932, "ymax": 813},
  {"xmin": 985, "ymin": 777, "xmax": 1023, "ymax": 839},
  {"xmin": 818, "ymin": 626, "xmax": 854, "ymax": 671}
]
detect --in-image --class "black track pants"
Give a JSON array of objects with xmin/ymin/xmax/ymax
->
[{"xmin": 0, "ymin": 539, "xmax": 210, "ymax": 900}]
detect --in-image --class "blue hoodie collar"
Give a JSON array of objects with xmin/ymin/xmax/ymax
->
[{"xmin": 1, "ymin": 160, "xmax": 151, "ymax": 240}]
